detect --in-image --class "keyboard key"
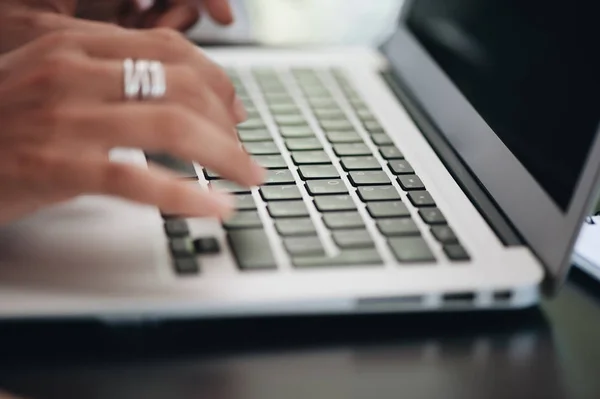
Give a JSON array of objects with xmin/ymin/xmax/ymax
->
[
  {"xmin": 303, "ymin": 88, "xmax": 330, "ymax": 98},
  {"xmin": 293, "ymin": 249, "xmax": 382, "ymax": 268},
  {"xmin": 238, "ymin": 129, "xmax": 272, "ymax": 142},
  {"xmin": 254, "ymin": 155, "xmax": 287, "ymax": 169},
  {"xmin": 323, "ymin": 212, "xmax": 365, "ymax": 229},
  {"xmin": 419, "ymin": 208, "xmax": 447, "ymax": 225},
  {"xmin": 262, "ymin": 84, "xmax": 288, "ymax": 95},
  {"xmin": 298, "ymin": 165, "xmax": 340, "ymax": 180},
  {"xmin": 377, "ymin": 219, "xmax": 420, "ymax": 236},
  {"xmin": 407, "ymin": 191, "xmax": 436, "ymax": 207},
  {"xmin": 286, "ymin": 138, "xmax": 323, "ymax": 151},
  {"xmin": 389, "ymin": 237, "xmax": 436, "ymax": 263},
  {"xmin": 170, "ymin": 238, "xmax": 194, "ymax": 257},
  {"xmin": 321, "ymin": 119, "xmax": 354, "ymax": 131},
  {"xmin": 270, "ymin": 104, "xmax": 300, "ymax": 114},
  {"xmin": 224, "ymin": 211, "xmax": 262, "ymax": 229},
  {"xmin": 235, "ymin": 194, "xmax": 256, "ymax": 210},
  {"xmin": 264, "ymin": 93, "xmax": 293, "ymax": 104},
  {"xmin": 238, "ymin": 118, "xmax": 265, "ymax": 130},
  {"xmin": 314, "ymin": 108, "xmax": 345, "ymax": 120},
  {"xmin": 306, "ymin": 179, "xmax": 348, "ymax": 195},
  {"xmin": 228, "ymin": 229, "xmax": 277, "ymax": 270},
  {"xmin": 332, "ymin": 230, "xmax": 375, "ymax": 248},
  {"xmin": 431, "ymin": 226, "xmax": 459, "ymax": 244},
  {"xmin": 280, "ymin": 125, "xmax": 315, "ymax": 138},
  {"xmin": 340, "ymin": 156, "xmax": 380, "ymax": 171},
  {"xmin": 444, "ymin": 244, "xmax": 471, "ymax": 261},
  {"xmin": 349, "ymin": 98, "xmax": 366, "ymax": 108},
  {"xmin": 264, "ymin": 169, "xmax": 296, "ymax": 185},
  {"xmin": 209, "ymin": 180, "xmax": 251, "ymax": 194},
  {"xmin": 275, "ymin": 218, "xmax": 317, "ymax": 236},
  {"xmin": 371, "ymin": 133, "xmax": 394, "ymax": 146},
  {"xmin": 363, "ymin": 121, "xmax": 385, "ymax": 133},
  {"xmin": 397, "ymin": 175, "xmax": 425, "ymax": 191},
  {"xmin": 240, "ymin": 97, "xmax": 254, "ymax": 108},
  {"xmin": 357, "ymin": 186, "xmax": 401, "ymax": 202},
  {"xmin": 388, "ymin": 160, "xmax": 415, "ymax": 175},
  {"xmin": 245, "ymin": 108, "xmax": 260, "ymax": 119},
  {"xmin": 348, "ymin": 171, "xmax": 390, "ymax": 186},
  {"xmin": 333, "ymin": 143, "xmax": 372, "ymax": 156},
  {"xmin": 193, "ymin": 237, "xmax": 220, "ymax": 255},
  {"xmin": 314, "ymin": 195, "xmax": 357, "ymax": 212},
  {"xmin": 379, "ymin": 146, "xmax": 404, "ymax": 160},
  {"xmin": 284, "ymin": 236, "xmax": 325, "ymax": 256},
  {"xmin": 174, "ymin": 257, "xmax": 199, "ymax": 275},
  {"xmin": 268, "ymin": 201, "xmax": 309, "ymax": 218},
  {"xmin": 274, "ymin": 114, "xmax": 307, "ymax": 126},
  {"xmin": 146, "ymin": 153, "xmax": 197, "ymax": 179},
  {"xmin": 261, "ymin": 185, "xmax": 302, "ymax": 201},
  {"xmin": 164, "ymin": 219, "xmax": 189, "ymax": 237},
  {"xmin": 367, "ymin": 201, "xmax": 410, "ymax": 218},
  {"xmin": 356, "ymin": 108, "xmax": 376, "ymax": 121},
  {"xmin": 325, "ymin": 131, "xmax": 363, "ymax": 143},
  {"xmin": 266, "ymin": 96, "xmax": 296, "ymax": 106},
  {"xmin": 308, "ymin": 97, "xmax": 338, "ymax": 108},
  {"xmin": 203, "ymin": 169, "xmax": 220, "ymax": 180},
  {"xmin": 292, "ymin": 151, "xmax": 331, "ymax": 165},
  {"xmin": 244, "ymin": 141, "xmax": 280, "ymax": 155}
]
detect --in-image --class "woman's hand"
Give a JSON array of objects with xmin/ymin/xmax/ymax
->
[
  {"xmin": 78, "ymin": 0, "xmax": 233, "ymax": 31},
  {"xmin": 0, "ymin": 27, "xmax": 263, "ymax": 225},
  {"xmin": 0, "ymin": 0, "xmax": 232, "ymax": 54}
]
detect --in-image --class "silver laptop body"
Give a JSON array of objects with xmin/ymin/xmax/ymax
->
[{"xmin": 0, "ymin": 0, "xmax": 599, "ymax": 320}]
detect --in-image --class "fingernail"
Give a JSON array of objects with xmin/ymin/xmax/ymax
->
[
  {"xmin": 136, "ymin": 0, "xmax": 154, "ymax": 11},
  {"xmin": 233, "ymin": 96, "xmax": 247, "ymax": 122}
]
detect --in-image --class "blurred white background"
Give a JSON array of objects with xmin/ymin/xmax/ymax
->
[{"xmin": 188, "ymin": 0, "xmax": 404, "ymax": 46}]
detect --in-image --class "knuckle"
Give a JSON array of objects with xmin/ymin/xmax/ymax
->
[
  {"xmin": 154, "ymin": 106, "xmax": 193, "ymax": 146},
  {"xmin": 38, "ymin": 30, "xmax": 80, "ymax": 50},
  {"xmin": 172, "ymin": 66, "xmax": 199, "ymax": 98},
  {"xmin": 14, "ymin": 147, "xmax": 63, "ymax": 185},
  {"xmin": 30, "ymin": 53, "xmax": 78, "ymax": 92},
  {"xmin": 35, "ymin": 106, "xmax": 70, "ymax": 140},
  {"xmin": 101, "ymin": 163, "xmax": 135, "ymax": 194},
  {"xmin": 151, "ymin": 28, "xmax": 189, "ymax": 53},
  {"xmin": 210, "ymin": 68, "xmax": 236, "ymax": 100}
]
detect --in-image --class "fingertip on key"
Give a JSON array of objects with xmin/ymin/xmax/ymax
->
[
  {"xmin": 210, "ymin": 191, "xmax": 236, "ymax": 220},
  {"xmin": 250, "ymin": 161, "xmax": 267, "ymax": 186},
  {"xmin": 233, "ymin": 96, "xmax": 248, "ymax": 123}
]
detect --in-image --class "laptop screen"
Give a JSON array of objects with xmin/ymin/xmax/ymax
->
[{"xmin": 405, "ymin": 0, "xmax": 600, "ymax": 211}]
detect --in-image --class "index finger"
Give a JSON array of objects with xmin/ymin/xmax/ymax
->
[
  {"xmin": 202, "ymin": 0, "xmax": 234, "ymax": 25},
  {"xmin": 146, "ymin": 0, "xmax": 233, "ymax": 27}
]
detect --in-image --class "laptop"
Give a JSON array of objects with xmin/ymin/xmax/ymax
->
[{"xmin": 0, "ymin": 0, "xmax": 599, "ymax": 320}]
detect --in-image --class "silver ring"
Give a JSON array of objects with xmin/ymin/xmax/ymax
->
[{"xmin": 123, "ymin": 58, "xmax": 166, "ymax": 100}]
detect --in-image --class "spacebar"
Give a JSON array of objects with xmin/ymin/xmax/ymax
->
[
  {"xmin": 292, "ymin": 249, "xmax": 382, "ymax": 268},
  {"xmin": 228, "ymin": 229, "xmax": 277, "ymax": 271}
]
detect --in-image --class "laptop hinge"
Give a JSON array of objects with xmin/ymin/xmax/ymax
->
[{"xmin": 379, "ymin": 69, "xmax": 524, "ymax": 247}]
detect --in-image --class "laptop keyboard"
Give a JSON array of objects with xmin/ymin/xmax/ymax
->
[{"xmin": 152, "ymin": 68, "xmax": 471, "ymax": 274}]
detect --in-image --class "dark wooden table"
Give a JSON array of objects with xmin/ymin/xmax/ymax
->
[
  {"xmin": 1, "ymin": 269, "xmax": 599, "ymax": 399},
  {"xmin": 2, "ymin": 2, "xmax": 600, "ymax": 398}
]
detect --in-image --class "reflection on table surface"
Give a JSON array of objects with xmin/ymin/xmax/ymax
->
[{"xmin": 0, "ymin": 270, "xmax": 598, "ymax": 399}]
